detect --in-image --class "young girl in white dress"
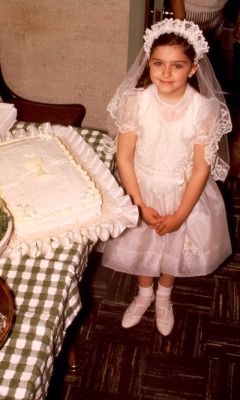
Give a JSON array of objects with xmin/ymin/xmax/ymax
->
[{"xmin": 101, "ymin": 19, "xmax": 232, "ymax": 336}]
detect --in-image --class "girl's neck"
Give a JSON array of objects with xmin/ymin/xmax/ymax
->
[{"xmin": 156, "ymin": 83, "xmax": 188, "ymax": 105}]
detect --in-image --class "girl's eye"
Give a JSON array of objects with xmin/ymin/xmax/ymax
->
[
  {"xmin": 175, "ymin": 64, "xmax": 183, "ymax": 69},
  {"xmin": 154, "ymin": 61, "xmax": 161, "ymax": 66}
]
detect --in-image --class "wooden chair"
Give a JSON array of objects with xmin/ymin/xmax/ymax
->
[
  {"xmin": 0, "ymin": 66, "xmax": 86, "ymax": 127},
  {"xmin": 0, "ymin": 278, "xmax": 14, "ymax": 349}
]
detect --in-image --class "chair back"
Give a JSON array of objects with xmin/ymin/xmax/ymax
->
[{"xmin": 0, "ymin": 65, "xmax": 86, "ymax": 127}]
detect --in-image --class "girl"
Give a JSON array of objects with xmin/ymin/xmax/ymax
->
[{"xmin": 101, "ymin": 19, "xmax": 232, "ymax": 336}]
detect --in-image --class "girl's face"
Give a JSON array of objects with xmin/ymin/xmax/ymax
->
[{"xmin": 149, "ymin": 44, "xmax": 198, "ymax": 103}]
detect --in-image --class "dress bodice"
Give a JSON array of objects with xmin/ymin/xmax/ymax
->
[{"xmin": 132, "ymin": 84, "xmax": 218, "ymax": 184}]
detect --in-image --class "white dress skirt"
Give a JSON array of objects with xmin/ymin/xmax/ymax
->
[{"xmin": 101, "ymin": 84, "xmax": 232, "ymax": 277}]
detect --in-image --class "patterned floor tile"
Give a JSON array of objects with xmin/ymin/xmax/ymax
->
[{"xmin": 46, "ymin": 180, "xmax": 240, "ymax": 400}]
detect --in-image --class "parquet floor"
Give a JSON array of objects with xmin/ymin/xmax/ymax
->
[{"xmin": 46, "ymin": 92, "xmax": 240, "ymax": 400}]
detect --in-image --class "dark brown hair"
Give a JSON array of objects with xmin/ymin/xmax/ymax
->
[{"xmin": 136, "ymin": 33, "xmax": 196, "ymax": 89}]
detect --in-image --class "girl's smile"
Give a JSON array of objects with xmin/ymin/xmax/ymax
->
[{"xmin": 149, "ymin": 44, "xmax": 197, "ymax": 104}]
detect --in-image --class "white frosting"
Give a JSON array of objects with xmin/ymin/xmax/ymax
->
[
  {"xmin": 0, "ymin": 124, "xmax": 139, "ymax": 260},
  {"xmin": 0, "ymin": 134, "xmax": 102, "ymax": 241}
]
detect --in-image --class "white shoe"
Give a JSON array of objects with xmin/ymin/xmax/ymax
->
[
  {"xmin": 156, "ymin": 296, "xmax": 174, "ymax": 336},
  {"xmin": 122, "ymin": 293, "xmax": 155, "ymax": 328}
]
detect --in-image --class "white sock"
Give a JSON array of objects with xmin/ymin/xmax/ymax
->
[
  {"xmin": 156, "ymin": 283, "xmax": 173, "ymax": 298},
  {"xmin": 138, "ymin": 283, "xmax": 154, "ymax": 297},
  {"xmin": 127, "ymin": 284, "xmax": 154, "ymax": 317},
  {"xmin": 156, "ymin": 284, "xmax": 173, "ymax": 322}
]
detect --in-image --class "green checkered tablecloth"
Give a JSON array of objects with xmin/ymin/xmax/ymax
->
[{"xmin": 0, "ymin": 124, "xmax": 115, "ymax": 400}]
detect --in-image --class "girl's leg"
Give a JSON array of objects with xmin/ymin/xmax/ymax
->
[
  {"xmin": 138, "ymin": 275, "xmax": 154, "ymax": 287},
  {"xmin": 159, "ymin": 273, "xmax": 175, "ymax": 288},
  {"xmin": 122, "ymin": 275, "xmax": 155, "ymax": 328},
  {"xmin": 155, "ymin": 273, "xmax": 175, "ymax": 336}
]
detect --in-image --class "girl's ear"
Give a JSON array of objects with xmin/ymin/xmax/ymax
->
[{"xmin": 188, "ymin": 63, "xmax": 198, "ymax": 78}]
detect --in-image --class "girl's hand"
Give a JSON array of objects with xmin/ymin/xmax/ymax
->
[
  {"xmin": 140, "ymin": 205, "xmax": 161, "ymax": 227},
  {"xmin": 153, "ymin": 143, "xmax": 210, "ymax": 237},
  {"xmin": 154, "ymin": 214, "xmax": 183, "ymax": 236}
]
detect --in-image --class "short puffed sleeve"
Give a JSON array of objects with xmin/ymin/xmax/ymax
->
[
  {"xmin": 107, "ymin": 88, "xmax": 140, "ymax": 137},
  {"xmin": 193, "ymin": 95, "xmax": 231, "ymax": 181}
]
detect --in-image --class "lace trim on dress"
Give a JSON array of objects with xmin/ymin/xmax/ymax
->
[{"xmin": 107, "ymin": 88, "xmax": 140, "ymax": 134}]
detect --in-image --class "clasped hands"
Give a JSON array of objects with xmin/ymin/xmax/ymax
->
[{"xmin": 140, "ymin": 205, "xmax": 183, "ymax": 236}]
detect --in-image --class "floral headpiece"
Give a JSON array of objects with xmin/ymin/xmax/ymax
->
[{"xmin": 143, "ymin": 18, "xmax": 209, "ymax": 63}]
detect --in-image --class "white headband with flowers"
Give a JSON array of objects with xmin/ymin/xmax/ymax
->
[{"xmin": 143, "ymin": 18, "xmax": 209, "ymax": 63}]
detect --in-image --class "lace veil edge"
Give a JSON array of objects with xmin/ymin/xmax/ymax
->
[{"xmin": 107, "ymin": 49, "xmax": 232, "ymax": 182}]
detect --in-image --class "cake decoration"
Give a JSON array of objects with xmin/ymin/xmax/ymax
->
[{"xmin": 0, "ymin": 123, "xmax": 139, "ymax": 260}]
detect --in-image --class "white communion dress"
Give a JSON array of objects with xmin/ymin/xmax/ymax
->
[{"xmin": 102, "ymin": 84, "xmax": 232, "ymax": 277}]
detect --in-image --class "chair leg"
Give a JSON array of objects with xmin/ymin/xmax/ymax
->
[{"xmin": 67, "ymin": 342, "xmax": 80, "ymax": 371}]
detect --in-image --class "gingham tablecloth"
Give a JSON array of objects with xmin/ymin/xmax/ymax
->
[{"xmin": 0, "ymin": 124, "xmax": 115, "ymax": 400}]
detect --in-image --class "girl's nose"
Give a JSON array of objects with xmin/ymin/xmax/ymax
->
[{"xmin": 162, "ymin": 66, "xmax": 171, "ymax": 77}]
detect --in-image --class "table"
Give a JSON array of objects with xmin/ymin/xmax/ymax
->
[{"xmin": 0, "ymin": 123, "xmax": 137, "ymax": 400}]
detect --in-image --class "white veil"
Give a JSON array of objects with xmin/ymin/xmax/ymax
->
[
  {"xmin": 195, "ymin": 55, "xmax": 232, "ymax": 181},
  {"xmin": 106, "ymin": 48, "xmax": 148, "ymax": 139},
  {"xmin": 107, "ymin": 21, "xmax": 232, "ymax": 182}
]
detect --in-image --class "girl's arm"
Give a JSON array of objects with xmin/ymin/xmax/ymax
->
[
  {"xmin": 117, "ymin": 131, "xmax": 161, "ymax": 226},
  {"xmin": 155, "ymin": 143, "xmax": 210, "ymax": 235},
  {"xmin": 169, "ymin": 0, "xmax": 186, "ymax": 20}
]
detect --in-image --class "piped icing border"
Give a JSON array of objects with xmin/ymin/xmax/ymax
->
[{"xmin": 0, "ymin": 123, "xmax": 139, "ymax": 260}]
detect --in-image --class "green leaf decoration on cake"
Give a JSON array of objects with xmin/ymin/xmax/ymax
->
[{"xmin": 0, "ymin": 199, "xmax": 10, "ymax": 241}]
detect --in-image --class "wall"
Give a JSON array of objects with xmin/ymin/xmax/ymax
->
[
  {"xmin": 0, "ymin": 0, "xmax": 136, "ymax": 131},
  {"xmin": 128, "ymin": 0, "xmax": 146, "ymax": 68}
]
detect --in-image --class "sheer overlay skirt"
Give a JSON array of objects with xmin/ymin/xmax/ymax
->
[{"xmin": 101, "ymin": 176, "xmax": 232, "ymax": 277}]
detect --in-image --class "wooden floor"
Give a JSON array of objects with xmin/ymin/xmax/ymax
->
[{"xmin": 46, "ymin": 91, "xmax": 240, "ymax": 400}]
